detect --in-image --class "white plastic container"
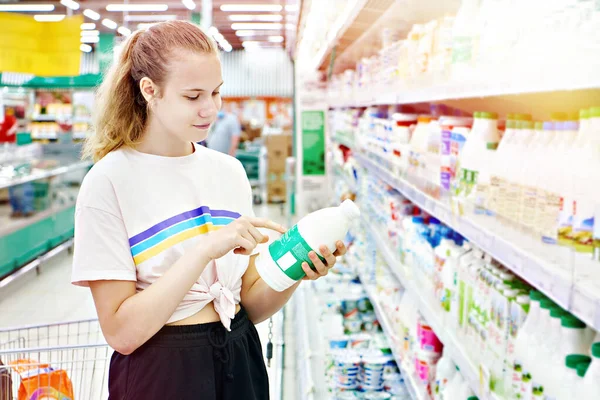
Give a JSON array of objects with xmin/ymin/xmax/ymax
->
[
  {"xmin": 556, "ymin": 354, "xmax": 591, "ymax": 400},
  {"xmin": 580, "ymin": 343, "xmax": 600, "ymax": 398},
  {"xmin": 444, "ymin": 367, "xmax": 465, "ymax": 399},
  {"xmin": 458, "ymin": 111, "xmax": 499, "ymax": 215},
  {"xmin": 255, "ymin": 199, "xmax": 360, "ymax": 291},
  {"xmin": 434, "ymin": 352, "xmax": 457, "ymax": 400}
]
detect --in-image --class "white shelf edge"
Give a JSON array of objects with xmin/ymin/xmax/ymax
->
[
  {"xmin": 0, "ymin": 238, "xmax": 73, "ymax": 290},
  {"xmin": 361, "ymin": 280, "xmax": 426, "ymax": 400},
  {"xmin": 328, "ymin": 76, "xmax": 600, "ymax": 108},
  {"xmin": 353, "ymin": 152, "xmax": 600, "ymax": 331},
  {"xmin": 0, "ymin": 161, "xmax": 92, "ymax": 190},
  {"xmin": 362, "ymin": 218, "xmax": 487, "ymax": 400}
]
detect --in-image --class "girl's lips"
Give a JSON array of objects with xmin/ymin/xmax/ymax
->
[{"xmin": 193, "ymin": 123, "xmax": 211, "ymax": 130}]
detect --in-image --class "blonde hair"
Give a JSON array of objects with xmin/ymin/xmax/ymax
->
[{"xmin": 83, "ymin": 21, "xmax": 218, "ymax": 162}]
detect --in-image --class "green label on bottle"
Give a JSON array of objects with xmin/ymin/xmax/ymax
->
[{"xmin": 268, "ymin": 225, "xmax": 325, "ymax": 280}]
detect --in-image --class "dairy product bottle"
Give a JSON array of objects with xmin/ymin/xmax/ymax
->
[
  {"xmin": 555, "ymin": 354, "xmax": 591, "ymax": 400},
  {"xmin": 410, "ymin": 116, "xmax": 434, "ymax": 184},
  {"xmin": 574, "ymin": 360, "xmax": 592, "ymax": 397},
  {"xmin": 580, "ymin": 343, "xmax": 600, "ymax": 398},
  {"xmin": 511, "ymin": 291, "xmax": 539, "ymax": 399},
  {"xmin": 517, "ymin": 121, "xmax": 556, "ymax": 230},
  {"xmin": 458, "ymin": 112, "xmax": 499, "ymax": 214},
  {"xmin": 489, "ymin": 115, "xmax": 516, "ymax": 218},
  {"xmin": 452, "ymin": 0, "xmax": 482, "ymax": 78},
  {"xmin": 440, "ymin": 116, "xmax": 473, "ymax": 195},
  {"xmin": 255, "ymin": 200, "xmax": 360, "ymax": 291},
  {"xmin": 539, "ymin": 308, "xmax": 570, "ymax": 397},
  {"xmin": 571, "ymin": 107, "xmax": 600, "ymax": 253},
  {"xmin": 444, "ymin": 366, "xmax": 465, "ymax": 399},
  {"xmin": 434, "ymin": 352, "xmax": 457, "ymax": 400}
]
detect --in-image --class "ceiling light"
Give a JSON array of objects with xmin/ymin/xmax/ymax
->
[
  {"xmin": 222, "ymin": 43, "xmax": 232, "ymax": 52},
  {"xmin": 124, "ymin": 14, "xmax": 176, "ymax": 22},
  {"xmin": 231, "ymin": 23, "xmax": 282, "ymax": 30},
  {"xmin": 181, "ymin": 0, "xmax": 196, "ymax": 10},
  {"xmin": 106, "ymin": 4, "xmax": 168, "ymax": 12},
  {"xmin": 81, "ymin": 36, "xmax": 100, "ymax": 43},
  {"xmin": 285, "ymin": 4, "xmax": 299, "ymax": 12},
  {"xmin": 242, "ymin": 41, "xmax": 261, "ymax": 47},
  {"xmin": 80, "ymin": 30, "xmax": 100, "ymax": 36},
  {"xmin": 60, "ymin": 0, "xmax": 80, "ymax": 10},
  {"xmin": 0, "ymin": 4, "xmax": 54, "ymax": 11},
  {"xmin": 80, "ymin": 44, "xmax": 92, "ymax": 53},
  {"xmin": 102, "ymin": 18, "xmax": 118, "ymax": 29},
  {"xmin": 83, "ymin": 9, "xmax": 101, "ymax": 20},
  {"xmin": 229, "ymin": 14, "xmax": 282, "ymax": 22},
  {"xmin": 80, "ymin": 22, "xmax": 96, "ymax": 29},
  {"xmin": 220, "ymin": 4, "xmax": 282, "ymax": 12},
  {"xmin": 214, "ymin": 33, "xmax": 224, "ymax": 41},
  {"xmin": 34, "ymin": 14, "xmax": 66, "ymax": 22},
  {"xmin": 208, "ymin": 26, "xmax": 219, "ymax": 35},
  {"xmin": 268, "ymin": 35, "xmax": 284, "ymax": 43},
  {"xmin": 235, "ymin": 30, "xmax": 260, "ymax": 37},
  {"xmin": 138, "ymin": 23, "xmax": 157, "ymax": 30},
  {"xmin": 118, "ymin": 26, "xmax": 132, "ymax": 36}
]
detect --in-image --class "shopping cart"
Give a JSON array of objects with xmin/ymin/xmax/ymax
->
[{"xmin": 0, "ymin": 319, "xmax": 111, "ymax": 400}]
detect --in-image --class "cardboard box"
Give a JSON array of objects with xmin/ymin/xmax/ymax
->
[
  {"xmin": 267, "ymin": 181, "xmax": 286, "ymax": 203},
  {"xmin": 265, "ymin": 134, "xmax": 292, "ymax": 171}
]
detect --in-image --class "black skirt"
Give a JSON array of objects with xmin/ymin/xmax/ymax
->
[{"xmin": 108, "ymin": 307, "xmax": 269, "ymax": 400}]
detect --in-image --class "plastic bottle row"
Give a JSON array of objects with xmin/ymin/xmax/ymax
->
[
  {"xmin": 328, "ymin": 0, "xmax": 600, "ymax": 98},
  {"xmin": 351, "ymin": 172, "xmax": 600, "ymax": 399},
  {"xmin": 330, "ymin": 103, "xmax": 600, "ymax": 266}
]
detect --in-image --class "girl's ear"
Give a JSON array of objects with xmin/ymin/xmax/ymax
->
[{"xmin": 139, "ymin": 77, "xmax": 157, "ymax": 103}]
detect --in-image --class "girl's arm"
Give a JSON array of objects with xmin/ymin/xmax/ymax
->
[
  {"xmin": 240, "ymin": 241, "xmax": 346, "ymax": 324},
  {"xmin": 89, "ymin": 216, "xmax": 284, "ymax": 355},
  {"xmin": 89, "ymin": 246, "xmax": 210, "ymax": 355}
]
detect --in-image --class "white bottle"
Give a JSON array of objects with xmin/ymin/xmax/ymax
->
[
  {"xmin": 452, "ymin": 0, "xmax": 482, "ymax": 78},
  {"xmin": 556, "ymin": 354, "xmax": 592, "ymax": 400},
  {"xmin": 539, "ymin": 308, "xmax": 570, "ymax": 398},
  {"xmin": 580, "ymin": 343, "xmax": 600, "ymax": 398},
  {"xmin": 444, "ymin": 367, "xmax": 465, "ymax": 399},
  {"xmin": 434, "ymin": 351, "xmax": 457, "ymax": 400},
  {"xmin": 255, "ymin": 199, "xmax": 360, "ymax": 291},
  {"xmin": 555, "ymin": 315, "xmax": 594, "ymax": 372},
  {"xmin": 458, "ymin": 111, "xmax": 500, "ymax": 214}
]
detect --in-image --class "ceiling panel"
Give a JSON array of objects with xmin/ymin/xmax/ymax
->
[{"xmin": 11, "ymin": 0, "xmax": 300, "ymax": 50}]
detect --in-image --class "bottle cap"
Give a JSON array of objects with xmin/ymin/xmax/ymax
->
[
  {"xmin": 340, "ymin": 199, "xmax": 360, "ymax": 219},
  {"xmin": 577, "ymin": 361, "xmax": 591, "ymax": 377},
  {"xmin": 479, "ymin": 111, "xmax": 498, "ymax": 119},
  {"xmin": 514, "ymin": 113, "xmax": 532, "ymax": 121},
  {"xmin": 521, "ymin": 120, "xmax": 534, "ymax": 129},
  {"xmin": 551, "ymin": 112, "xmax": 568, "ymax": 121},
  {"xmin": 543, "ymin": 121, "xmax": 554, "ymax": 130},
  {"xmin": 592, "ymin": 342, "xmax": 600, "ymax": 358},
  {"xmin": 561, "ymin": 314, "xmax": 587, "ymax": 329},
  {"xmin": 540, "ymin": 298, "xmax": 555, "ymax": 309},
  {"xmin": 418, "ymin": 116, "xmax": 432, "ymax": 123},
  {"xmin": 534, "ymin": 121, "xmax": 543, "ymax": 130},
  {"xmin": 565, "ymin": 354, "xmax": 591, "ymax": 369},
  {"xmin": 580, "ymin": 109, "xmax": 590, "ymax": 119},
  {"xmin": 529, "ymin": 290, "xmax": 544, "ymax": 301},
  {"xmin": 550, "ymin": 308, "xmax": 568, "ymax": 318},
  {"xmin": 590, "ymin": 107, "xmax": 600, "ymax": 118}
]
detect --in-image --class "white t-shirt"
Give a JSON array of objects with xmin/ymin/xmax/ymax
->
[{"xmin": 71, "ymin": 142, "xmax": 255, "ymax": 330}]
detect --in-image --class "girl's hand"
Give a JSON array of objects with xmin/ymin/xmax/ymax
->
[
  {"xmin": 302, "ymin": 241, "xmax": 348, "ymax": 281},
  {"xmin": 204, "ymin": 217, "xmax": 286, "ymax": 260}
]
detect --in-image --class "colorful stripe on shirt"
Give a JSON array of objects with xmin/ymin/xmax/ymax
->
[{"xmin": 129, "ymin": 206, "xmax": 240, "ymax": 265}]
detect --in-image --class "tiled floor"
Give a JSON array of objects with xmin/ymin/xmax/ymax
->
[{"xmin": 0, "ymin": 203, "xmax": 297, "ymax": 400}]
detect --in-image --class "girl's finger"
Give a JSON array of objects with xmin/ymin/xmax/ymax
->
[
  {"xmin": 332, "ymin": 241, "xmax": 347, "ymax": 256},
  {"xmin": 320, "ymin": 246, "xmax": 336, "ymax": 267},
  {"xmin": 302, "ymin": 262, "xmax": 319, "ymax": 280},
  {"xmin": 309, "ymin": 251, "xmax": 328, "ymax": 275}
]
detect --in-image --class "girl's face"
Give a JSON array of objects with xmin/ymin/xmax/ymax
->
[{"xmin": 146, "ymin": 51, "xmax": 223, "ymax": 144}]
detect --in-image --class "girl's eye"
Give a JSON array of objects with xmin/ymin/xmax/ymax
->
[
  {"xmin": 185, "ymin": 95, "xmax": 199, "ymax": 101},
  {"xmin": 212, "ymin": 92, "xmax": 220, "ymax": 96}
]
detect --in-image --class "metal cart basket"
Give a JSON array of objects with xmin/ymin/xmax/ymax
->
[
  {"xmin": 0, "ymin": 318, "xmax": 110, "ymax": 400},
  {"xmin": 236, "ymin": 144, "xmax": 267, "ymax": 205}
]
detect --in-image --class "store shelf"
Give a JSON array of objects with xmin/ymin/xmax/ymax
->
[
  {"xmin": 362, "ymin": 218, "xmax": 487, "ymax": 399},
  {"xmin": 328, "ymin": 67, "xmax": 600, "ymax": 108},
  {"xmin": 0, "ymin": 161, "xmax": 92, "ymax": 190},
  {"xmin": 332, "ymin": 165, "xmax": 357, "ymax": 192},
  {"xmin": 0, "ymin": 200, "xmax": 76, "ymax": 238},
  {"xmin": 361, "ymin": 280, "xmax": 424, "ymax": 400},
  {"xmin": 294, "ymin": 285, "xmax": 327, "ymax": 400},
  {"xmin": 0, "ymin": 238, "xmax": 73, "ymax": 290},
  {"xmin": 353, "ymin": 152, "xmax": 600, "ymax": 330}
]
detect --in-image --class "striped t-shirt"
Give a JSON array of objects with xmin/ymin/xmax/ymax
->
[{"xmin": 71, "ymin": 142, "xmax": 255, "ymax": 330}]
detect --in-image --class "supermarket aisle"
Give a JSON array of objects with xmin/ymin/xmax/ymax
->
[{"xmin": 0, "ymin": 203, "xmax": 290, "ymax": 399}]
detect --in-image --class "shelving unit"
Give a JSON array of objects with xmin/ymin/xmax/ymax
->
[
  {"xmin": 0, "ymin": 161, "xmax": 92, "ymax": 191},
  {"xmin": 353, "ymin": 152, "xmax": 600, "ymax": 332},
  {"xmin": 360, "ymin": 279, "xmax": 424, "ymax": 400},
  {"xmin": 361, "ymin": 217, "xmax": 487, "ymax": 399}
]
